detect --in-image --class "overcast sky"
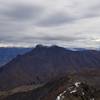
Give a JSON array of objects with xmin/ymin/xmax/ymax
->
[{"xmin": 0, "ymin": 0, "xmax": 100, "ymax": 48}]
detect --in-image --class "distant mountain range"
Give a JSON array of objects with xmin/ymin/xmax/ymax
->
[
  {"xmin": 0, "ymin": 45, "xmax": 100, "ymax": 91},
  {"xmin": 0, "ymin": 48, "xmax": 32, "ymax": 67}
]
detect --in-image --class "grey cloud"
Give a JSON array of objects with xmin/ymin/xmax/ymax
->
[
  {"xmin": 82, "ymin": 3, "xmax": 100, "ymax": 19},
  {"xmin": 2, "ymin": 4, "xmax": 44, "ymax": 21},
  {"xmin": 0, "ymin": 4, "xmax": 44, "ymax": 40},
  {"xmin": 0, "ymin": 34, "xmax": 19, "ymax": 43},
  {"xmin": 83, "ymin": 10, "xmax": 100, "ymax": 19},
  {"xmin": 21, "ymin": 34, "xmax": 84, "ymax": 43},
  {"xmin": 36, "ymin": 12, "xmax": 75, "ymax": 27},
  {"xmin": 0, "ymin": 35, "xmax": 80, "ymax": 43},
  {"xmin": 39, "ymin": 36, "xmax": 82, "ymax": 42}
]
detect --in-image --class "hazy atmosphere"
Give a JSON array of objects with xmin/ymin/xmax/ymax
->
[{"xmin": 0, "ymin": 0, "xmax": 100, "ymax": 48}]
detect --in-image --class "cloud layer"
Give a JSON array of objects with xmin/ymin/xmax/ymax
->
[{"xmin": 0, "ymin": 0, "xmax": 100, "ymax": 48}]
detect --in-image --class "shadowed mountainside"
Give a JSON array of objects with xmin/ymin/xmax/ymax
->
[{"xmin": 0, "ymin": 45, "xmax": 100, "ymax": 90}]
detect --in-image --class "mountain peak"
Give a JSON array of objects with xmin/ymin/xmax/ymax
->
[
  {"xmin": 35, "ymin": 44, "xmax": 62, "ymax": 49},
  {"xmin": 35, "ymin": 44, "xmax": 47, "ymax": 48}
]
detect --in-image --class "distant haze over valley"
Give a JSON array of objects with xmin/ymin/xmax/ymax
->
[{"xmin": 0, "ymin": 48, "xmax": 32, "ymax": 67}]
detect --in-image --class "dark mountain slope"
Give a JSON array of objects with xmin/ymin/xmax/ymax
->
[
  {"xmin": 0, "ymin": 45, "xmax": 100, "ymax": 90},
  {"xmin": 0, "ymin": 75, "xmax": 70, "ymax": 100},
  {"xmin": 1, "ymin": 73, "xmax": 100, "ymax": 100}
]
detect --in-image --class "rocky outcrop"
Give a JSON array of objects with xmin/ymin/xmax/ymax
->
[{"xmin": 56, "ymin": 82, "xmax": 96, "ymax": 100}]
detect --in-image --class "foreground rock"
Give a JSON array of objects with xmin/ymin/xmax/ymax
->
[{"xmin": 1, "ymin": 76, "xmax": 100, "ymax": 100}]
